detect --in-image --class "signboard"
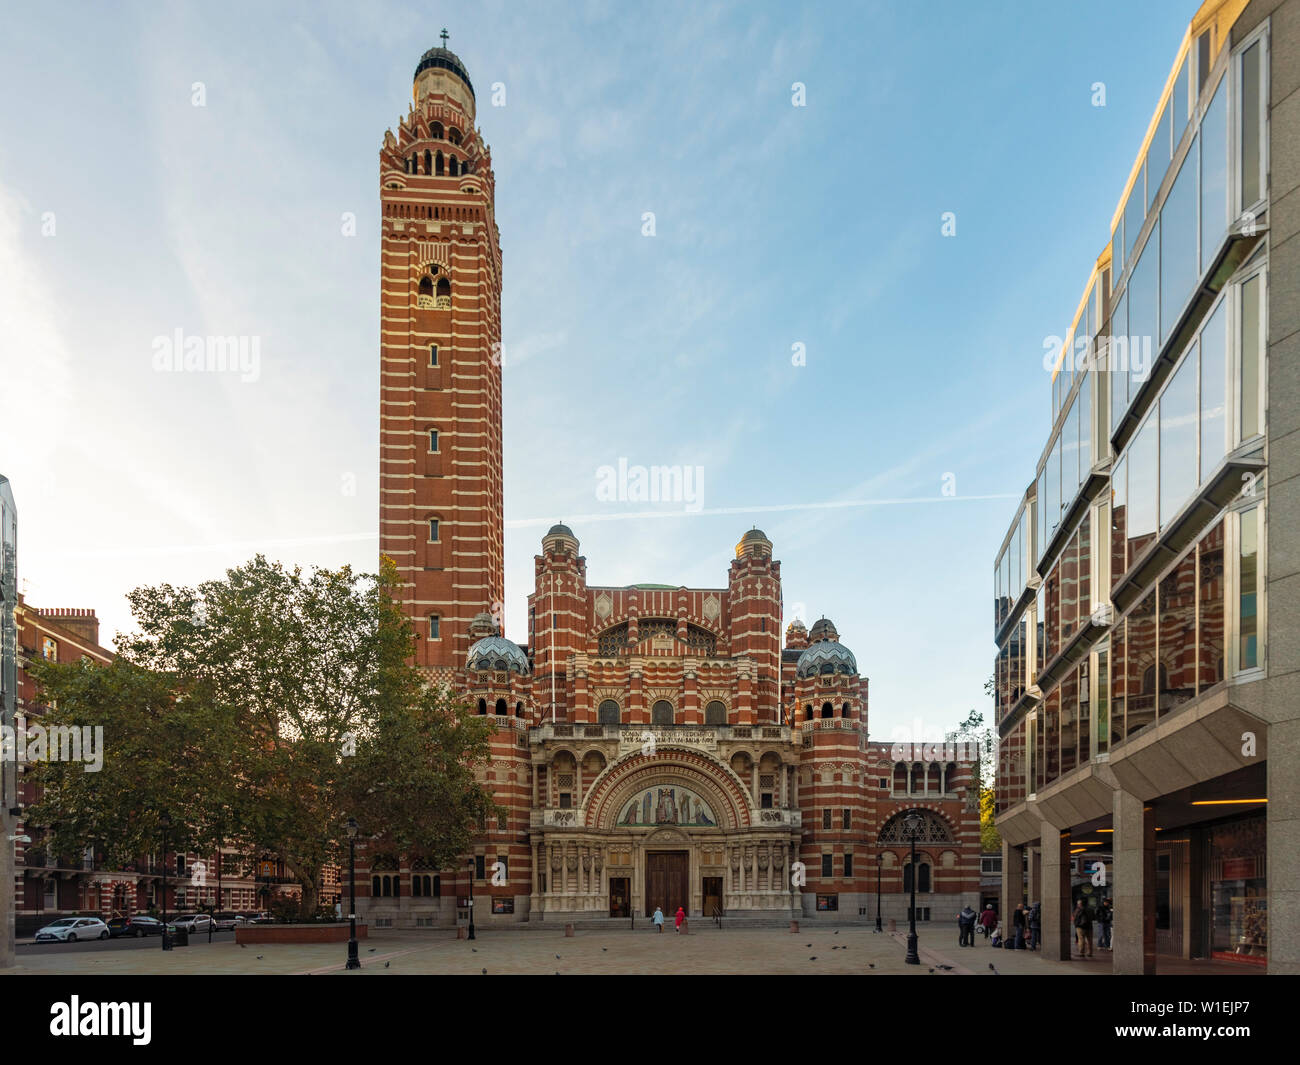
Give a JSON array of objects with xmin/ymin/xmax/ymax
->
[
  {"xmin": 258, "ymin": 861, "xmax": 276, "ymax": 878},
  {"xmin": 491, "ymin": 897, "xmax": 514, "ymax": 914}
]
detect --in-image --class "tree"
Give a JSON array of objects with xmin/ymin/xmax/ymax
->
[
  {"xmin": 950, "ymin": 705, "xmax": 1000, "ymax": 853},
  {"xmin": 29, "ymin": 554, "xmax": 499, "ymax": 916}
]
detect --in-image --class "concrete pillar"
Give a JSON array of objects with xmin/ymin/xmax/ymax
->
[
  {"xmin": 1041, "ymin": 823, "xmax": 1071, "ymax": 961},
  {"xmin": 999, "ymin": 838, "xmax": 1023, "ymax": 930},
  {"xmin": 1113, "ymin": 789, "xmax": 1156, "ymax": 974},
  {"xmin": 1268, "ymin": 719, "xmax": 1298, "ymax": 974},
  {"xmin": 1028, "ymin": 844, "xmax": 1042, "ymax": 905}
]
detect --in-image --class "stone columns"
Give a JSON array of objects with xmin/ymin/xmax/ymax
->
[
  {"xmin": 1028, "ymin": 844, "xmax": 1042, "ymax": 907},
  {"xmin": 1000, "ymin": 838, "xmax": 1023, "ymax": 931},
  {"xmin": 1041, "ymin": 823, "xmax": 1071, "ymax": 961},
  {"xmin": 1268, "ymin": 718, "xmax": 1298, "ymax": 974},
  {"xmin": 1113, "ymin": 789, "xmax": 1156, "ymax": 974}
]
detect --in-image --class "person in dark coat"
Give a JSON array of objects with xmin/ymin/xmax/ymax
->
[
  {"xmin": 1028, "ymin": 902, "xmax": 1042, "ymax": 951},
  {"xmin": 1073, "ymin": 900, "xmax": 1094, "ymax": 957},
  {"xmin": 1012, "ymin": 903, "xmax": 1027, "ymax": 949},
  {"xmin": 957, "ymin": 905, "xmax": 977, "ymax": 947}
]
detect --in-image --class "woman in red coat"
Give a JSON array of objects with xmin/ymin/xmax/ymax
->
[{"xmin": 674, "ymin": 906, "xmax": 685, "ymax": 933}]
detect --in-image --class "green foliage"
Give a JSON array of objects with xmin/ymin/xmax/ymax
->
[{"xmin": 28, "ymin": 553, "xmax": 499, "ymax": 916}]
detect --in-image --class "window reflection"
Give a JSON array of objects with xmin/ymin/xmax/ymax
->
[
  {"xmin": 1199, "ymin": 521, "xmax": 1225, "ymax": 689},
  {"xmin": 1126, "ymin": 591, "xmax": 1158, "ymax": 736},
  {"xmin": 1160, "ymin": 145, "xmax": 1198, "ymax": 343},
  {"xmin": 1127, "ymin": 416, "xmax": 1159, "ymax": 562},
  {"xmin": 1159, "ymin": 553, "xmax": 1197, "ymax": 716},
  {"xmin": 1200, "ymin": 79, "xmax": 1229, "ymax": 275},
  {"xmin": 1159, "ymin": 350, "xmax": 1198, "ymax": 528}
]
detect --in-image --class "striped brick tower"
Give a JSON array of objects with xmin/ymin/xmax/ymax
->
[{"xmin": 378, "ymin": 37, "xmax": 504, "ymax": 679}]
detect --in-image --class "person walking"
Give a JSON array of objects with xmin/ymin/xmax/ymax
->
[
  {"xmin": 979, "ymin": 904, "xmax": 997, "ymax": 939},
  {"xmin": 674, "ymin": 906, "xmax": 685, "ymax": 933},
  {"xmin": 1097, "ymin": 899, "xmax": 1113, "ymax": 950},
  {"xmin": 1012, "ymin": 902, "xmax": 1027, "ymax": 950},
  {"xmin": 1073, "ymin": 900, "xmax": 1094, "ymax": 957},
  {"xmin": 1028, "ymin": 902, "xmax": 1042, "ymax": 952},
  {"xmin": 958, "ymin": 905, "xmax": 977, "ymax": 947},
  {"xmin": 652, "ymin": 906, "xmax": 664, "ymax": 933}
]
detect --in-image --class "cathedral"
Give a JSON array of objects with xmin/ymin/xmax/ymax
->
[{"xmin": 365, "ymin": 39, "xmax": 980, "ymax": 926}]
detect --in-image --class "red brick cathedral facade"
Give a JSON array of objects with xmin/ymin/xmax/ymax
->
[{"xmin": 367, "ymin": 42, "xmax": 980, "ymax": 926}]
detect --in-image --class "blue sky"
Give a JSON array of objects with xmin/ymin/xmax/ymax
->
[{"xmin": 0, "ymin": 0, "xmax": 1200, "ymax": 743}]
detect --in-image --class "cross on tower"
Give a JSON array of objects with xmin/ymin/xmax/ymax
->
[{"xmin": 440, "ymin": 28, "xmax": 449, "ymax": 47}]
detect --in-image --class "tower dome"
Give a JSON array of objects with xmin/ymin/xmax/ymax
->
[
  {"xmin": 808, "ymin": 616, "xmax": 839, "ymax": 643},
  {"xmin": 414, "ymin": 44, "xmax": 474, "ymax": 97},
  {"xmin": 735, "ymin": 527, "xmax": 772, "ymax": 559},
  {"xmin": 796, "ymin": 639, "xmax": 858, "ymax": 678},
  {"xmin": 467, "ymin": 633, "xmax": 530, "ymax": 675}
]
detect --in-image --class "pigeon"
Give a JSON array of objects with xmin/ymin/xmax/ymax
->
[
  {"xmin": 239, "ymin": 943, "xmax": 247, "ymax": 949},
  {"xmin": 834, "ymin": 931, "xmax": 839, "ymax": 935},
  {"xmin": 806, "ymin": 943, "xmax": 812, "ymax": 947},
  {"xmin": 936, "ymin": 964, "xmax": 953, "ymax": 971},
  {"xmin": 602, "ymin": 947, "xmax": 607, "ymax": 952},
  {"xmin": 928, "ymin": 967, "xmax": 935, "ymax": 973},
  {"xmin": 256, "ymin": 955, "xmax": 264, "ymax": 960},
  {"xmin": 384, "ymin": 961, "xmax": 390, "ymax": 968},
  {"xmin": 368, "ymin": 948, "xmax": 376, "ymax": 953},
  {"xmin": 868, "ymin": 963, "xmax": 875, "ymax": 969},
  {"xmin": 472, "ymin": 948, "xmax": 477, "ymax": 952},
  {"xmin": 555, "ymin": 954, "xmax": 561, "ymax": 959},
  {"xmin": 809, "ymin": 956, "xmax": 817, "ymax": 961},
  {"xmin": 989, "ymin": 963, "xmax": 1000, "ymax": 974},
  {"xmin": 481, "ymin": 967, "xmax": 487, "ymax": 975}
]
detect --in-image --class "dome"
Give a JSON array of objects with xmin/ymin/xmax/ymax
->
[
  {"xmin": 467, "ymin": 634, "xmax": 530, "ymax": 675},
  {"xmin": 741, "ymin": 528, "xmax": 768, "ymax": 543},
  {"xmin": 414, "ymin": 46, "xmax": 475, "ymax": 98},
  {"xmin": 735, "ymin": 527, "xmax": 772, "ymax": 558},
  {"xmin": 795, "ymin": 639, "xmax": 857, "ymax": 678},
  {"xmin": 809, "ymin": 617, "xmax": 839, "ymax": 643},
  {"xmin": 546, "ymin": 523, "xmax": 575, "ymax": 539}
]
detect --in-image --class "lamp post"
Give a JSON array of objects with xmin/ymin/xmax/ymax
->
[
  {"xmin": 467, "ymin": 856, "xmax": 476, "ymax": 940},
  {"xmin": 159, "ymin": 812, "xmax": 171, "ymax": 951},
  {"xmin": 345, "ymin": 818, "xmax": 360, "ymax": 970},
  {"xmin": 904, "ymin": 811, "xmax": 921, "ymax": 965},
  {"xmin": 875, "ymin": 853, "xmax": 883, "ymax": 933}
]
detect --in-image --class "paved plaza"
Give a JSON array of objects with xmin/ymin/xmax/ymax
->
[{"xmin": 3, "ymin": 923, "xmax": 1117, "ymax": 976}]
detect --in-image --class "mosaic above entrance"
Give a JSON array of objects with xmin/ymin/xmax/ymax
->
[{"xmin": 618, "ymin": 786, "xmax": 717, "ymax": 827}]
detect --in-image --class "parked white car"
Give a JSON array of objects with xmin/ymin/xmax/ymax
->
[
  {"xmin": 35, "ymin": 917, "xmax": 110, "ymax": 942},
  {"xmin": 168, "ymin": 913, "xmax": 213, "ymax": 934}
]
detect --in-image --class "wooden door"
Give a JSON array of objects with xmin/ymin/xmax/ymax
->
[{"xmin": 644, "ymin": 851, "xmax": 689, "ymax": 917}]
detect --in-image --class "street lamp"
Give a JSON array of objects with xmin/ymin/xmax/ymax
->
[
  {"xmin": 159, "ymin": 812, "xmax": 171, "ymax": 951},
  {"xmin": 467, "ymin": 855, "xmax": 476, "ymax": 940},
  {"xmin": 345, "ymin": 818, "xmax": 360, "ymax": 970},
  {"xmin": 904, "ymin": 811, "xmax": 921, "ymax": 965},
  {"xmin": 875, "ymin": 853, "xmax": 883, "ymax": 933}
]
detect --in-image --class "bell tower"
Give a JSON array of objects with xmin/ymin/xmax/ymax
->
[{"xmin": 378, "ymin": 33, "xmax": 504, "ymax": 677}]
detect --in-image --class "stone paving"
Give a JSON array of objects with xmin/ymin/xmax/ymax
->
[{"xmin": 4, "ymin": 923, "xmax": 1112, "ymax": 976}]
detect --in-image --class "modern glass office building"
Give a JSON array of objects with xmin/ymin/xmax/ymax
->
[{"xmin": 992, "ymin": 0, "xmax": 1296, "ymax": 973}]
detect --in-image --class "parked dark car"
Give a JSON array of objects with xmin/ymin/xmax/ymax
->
[{"xmin": 107, "ymin": 915, "xmax": 165, "ymax": 938}]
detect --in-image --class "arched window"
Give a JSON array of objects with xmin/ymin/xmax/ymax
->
[
  {"xmin": 477, "ymin": 698, "xmax": 487, "ymax": 716},
  {"xmin": 821, "ymin": 702, "xmax": 833, "ymax": 719},
  {"xmin": 462, "ymin": 160, "xmax": 472, "ymax": 175},
  {"xmin": 371, "ymin": 875, "xmax": 381, "ymax": 897},
  {"xmin": 419, "ymin": 277, "xmax": 433, "ymax": 296},
  {"xmin": 431, "ymin": 121, "xmax": 443, "ymax": 139},
  {"xmin": 598, "ymin": 700, "xmax": 620, "ymax": 725},
  {"xmin": 418, "ymin": 276, "xmax": 434, "ymax": 309},
  {"xmin": 841, "ymin": 702, "xmax": 851, "ymax": 717},
  {"xmin": 423, "ymin": 149, "xmax": 431, "ymax": 175},
  {"xmin": 651, "ymin": 700, "xmax": 674, "ymax": 725},
  {"xmin": 516, "ymin": 701, "xmax": 525, "ymax": 718},
  {"xmin": 804, "ymin": 704, "xmax": 813, "ymax": 721},
  {"xmin": 449, "ymin": 155, "xmax": 459, "ymax": 177},
  {"xmin": 435, "ymin": 150, "xmax": 444, "ymax": 176},
  {"xmin": 436, "ymin": 277, "xmax": 451, "ymax": 309},
  {"xmin": 902, "ymin": 862, "xmax": 931, "ymax": 894},
  {"xmin": 449, "ymin": 127, "xmax": 462, "ymax": 145},
  {"xmin": 704, "ymin": 700, "xmax": 726, "ymax": 725},
  {"xmin": 495, "ymin": 698, "xmax": 507, "ymax": 716}
]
